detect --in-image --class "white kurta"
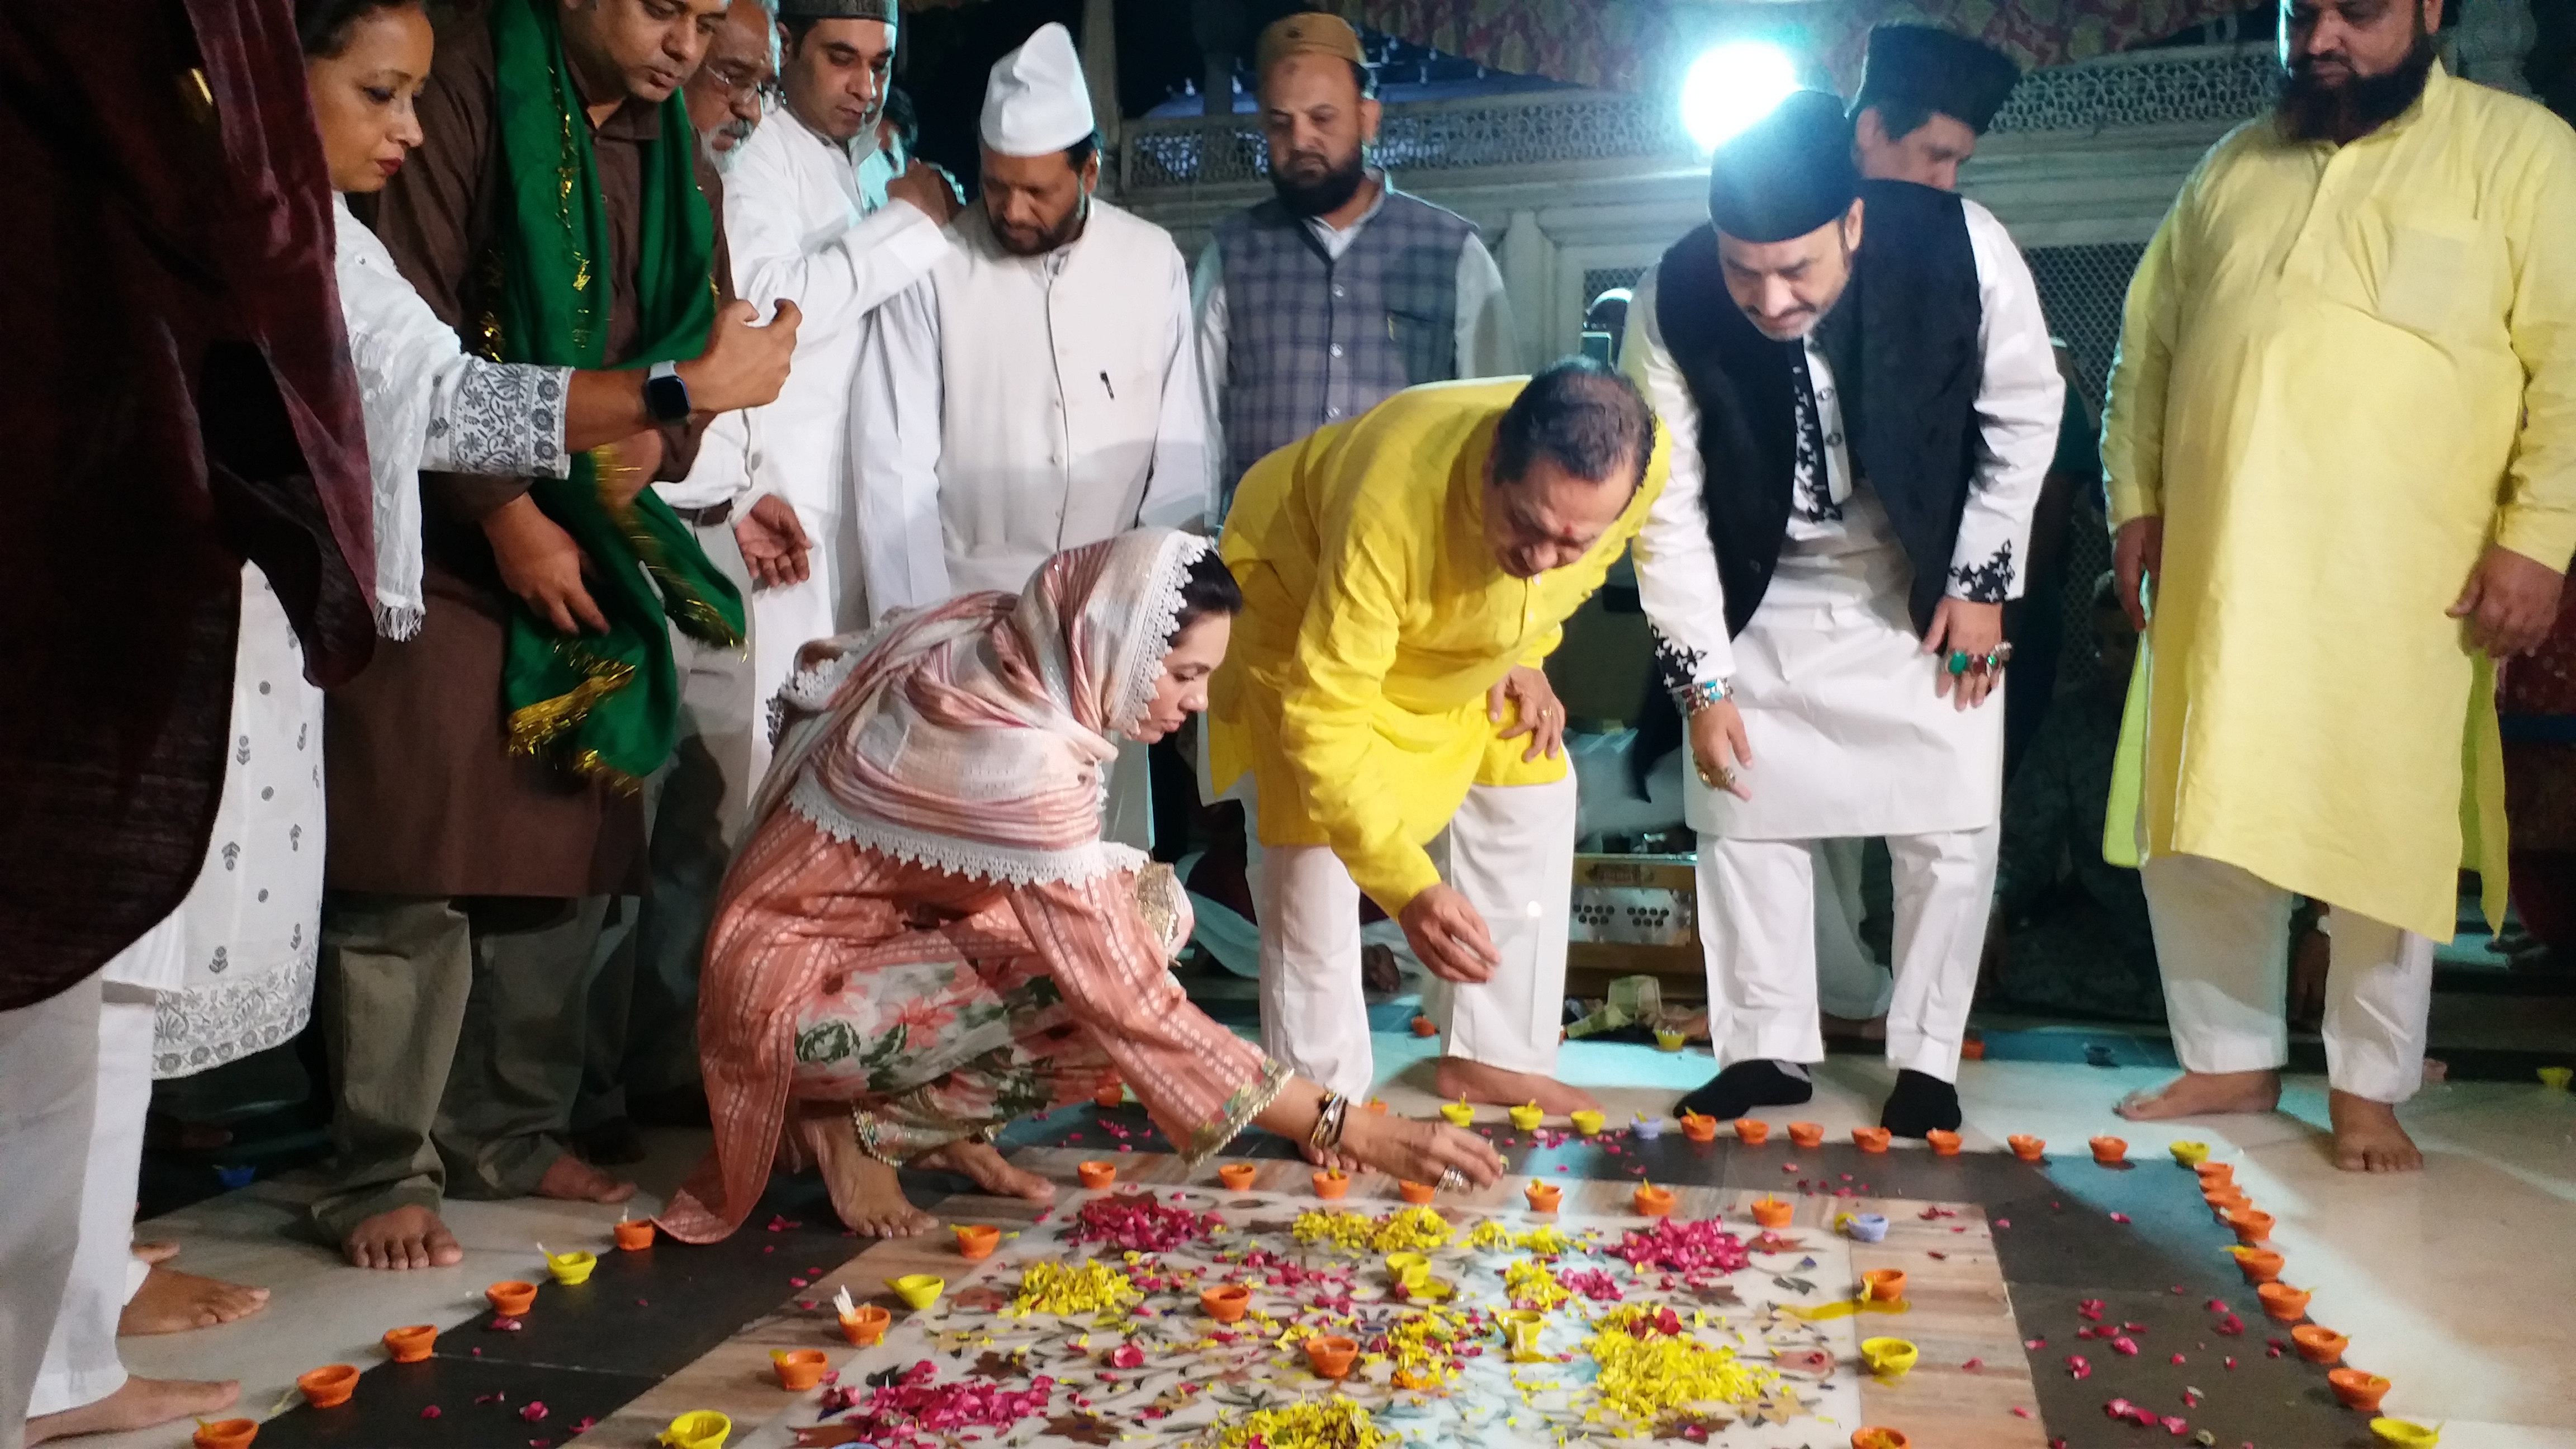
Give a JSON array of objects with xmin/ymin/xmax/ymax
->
[
  {"xmin": 711, "ymin": 106, "xmax": 950, "ymax": 721},
  {"xmin": 1627, "ymin": 198, "xmax": 2063, "ymax": 839},
  {"xmin": 852, "ymin": 198, "xmax": 1214, "ymax": 616}
]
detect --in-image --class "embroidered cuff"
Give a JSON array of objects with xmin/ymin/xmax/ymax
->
[
  {"xmin": 1946, "ymin": 541, "xmax": 2018, "ymax": 604},
  {"xmin": 1177, "ymin": 1058, "xmax": 1295, "ymax": 1167},
  {"xmin": 434, "ymin": 361, "xmax": 571, "ymax": 479},
  {"xmin": 1652, "ymin": 629, "xmax": 1727, "ymax": 712}
]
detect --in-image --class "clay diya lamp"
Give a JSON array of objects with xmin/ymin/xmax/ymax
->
[
  {"xmin": 1399, "ymin": 1180, "xmax": 1438, "ymax": 1205},
  {"xmin": 2257, "ymin": 1281, "xmax": 2311, "ymax": 1322},
  {"xmin": 1200, "ymin": 1284, "xmax": 1252, "ymax": 1323},
  {"xmin": 546, "ymin": 1249, "xmax": 597, "ymax": 1286},
  {"xmin": 1366, "ymin": 1098, "xmax": 1389, "ymax": 1114},
  {"xmin": 486, "ymin": 1280, "xmax": 539, "ymax": 1317},
  {"xmin": 2194, "ymin": 1159, "xmax": 2237, "ymax": 1189},
  {"xmin": 1077, "ymin": 1161, "xmax": 1117, "ymax": 1189},
  {"xmin": 2330, "ymin": 1368, "xmax": 2393, "ymax": 1414},
  {"xmin": 1925, "ymin": 1128, "xmax": 1962, "ymax": 1156},
  {"xmin": 1500, "ymin": 1309, "xmax": 1546, "ymax": 1360},
  {"xmin": 1508, "ymin": 1102, "xmax": 1546, "ymax": 1131},
  {"xmin": 1440, "ymin": 1101, "xmax": 1477, "ymax": 1128},
  {"xmin": 2008, "ymin": 1134, "xmax": 2046, "ymax": 1162},
  {"xmin": 296, "ymin": 1365, "xmax": 359, "ymax": 1410},
  {"xmin": 192, "ymin": 1419, "xmax": 259, "ymax": 1449},
  {"xmin": 1410, "ymin": 1015, "xmax": 1439, "ymax": 1038},
  {"xmin": 1093, "ymin": 1082, "xmax": 1125, "ymax": 1109},
  {"xmin": 614, "ymin": 1218, "xmax": 657, "ymax": 1251},
  {"xmin": 2170, "ymin": 1139, "xmax": 2213, "ymax": 1167},
  {"xmin": 1304, "ymin": 1335, "xmax": 1359, "ymax": 1380},
  {"xmin": 1850, "ymin": 1430, "xmax": 1912, "ymax": 1449},
  {"xmin": 2293, "ymin": 1324, "xmax": 2350, "ymax": 1364},
  {"xmin": 1838, "ymin": 1213, "xmax": 1890, "ymax": 1243},
  {"xmin": 1858, "ymin": 1336, "xmax": 1919, "ymax": 1379},
  {"xmin": 1570, "ymin": 1109, "xmax": 1607, "ymax": 1137},
  {"xmin": 1633, "ymin": 1115, "xmax": 1666, "ymax": 1141},
  {"xmin": 659, "ymin": 1410, "xmax": 733, "ymax": 1449},
  {"xmin": 1525, "ymin": 1180, "xmax": 1564, "ymax": 1213},
  {"xmin": 1633, "ymin": 1183, "xmax": 1675, "ymax": 1218},
  {"xmin": 1678, "ymin": 1112, "xmax": 1719, "ymax": 1143},
  {"xmin": 1787, "ymin": 1121, "xmax": 1826, "ymax": 1149},
  {"xmin": 1385, "ymin": 1252, "xmax": 1432, "ymax": 1298},
  {"xmin": 1862, "ymin": 1268, "xmax": 1908, "ymax": 1303},
  {"xmin": 2229, "ymin": 1246, "xmax": 2286, "ymax": 1285},
  {"xmin": 1852, "ymin": 1126, "xmax": 1892, "ymax": 1154},
  {"xmin": 2204, "ymin": 1185, "xmax": 2250, "ymax": 1219},
  {"xmin": 953, "ymin": 1223, "xmax": 1001, "ymax": 1260},
  {"xmin": 1751, "ymin": 1196, "xmax": 1794, "ymax": 1229},
  {"xmin": 2089, "ymin": 1135, "xmax": 2129, "ymax": 1165},
  {"xmin": 1655, "ymin": 1027, "xmax": 1688, "ymax": 1052},
  {"xmin": 2226, "ymin": 1208, "xmax": 2277, "ymax": 1245},
  {"xmin": 772, "ymin": 1348, "xmax": 830, "ymax": 1391},
  {"xmin": 1217, "ymin": 1163, "xmax": 1258, "ymax": 1191},
  {"xmin": 886, "ymin": 1274, "xmax": 946, "ymax": 1310},
  {"xmin": 839, "ymin": 1304, "xmax": 891, "ymax": 1346},
  {"xmin": 2370, "ymin": 1418, "xmax": 2441, "ymax": 1447},
  {"xmin": 2541, "ymin": 1066, "xmax": 2573, "ymax": 1091},
  {"xmin": 1960, "ymin": 1035, "xmax": 1988, "ymax": 1060},
  {"xmin": 1729, "ymin": 1117, "xmax": 1768, "ymax": 1145},
  {"xmin": 381, "ymin": 1324, "xmax": 437, "ymax": 1363},
  {"xmin": 1313, "ymin": 1168, "xmax": 1350, "ymax": 1199}
]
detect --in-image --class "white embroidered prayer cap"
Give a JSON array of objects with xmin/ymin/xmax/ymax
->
[{"xmin": 978, "ymin": 22, "xmax": 1095, "ymax": 156}]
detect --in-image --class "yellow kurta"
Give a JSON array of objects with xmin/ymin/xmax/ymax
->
[
  {"xmin": 2103, "ymin": 65, "xmax": 2576, "ymax": 941},
  {"xmin": 1208, "ymin": 378, "xmax": 1666, "ymax": 912}
]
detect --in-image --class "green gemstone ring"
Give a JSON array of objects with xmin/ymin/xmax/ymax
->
[{"xmin": 1947, "ymin": 651, "xmax": 1972, "ymax": 676}]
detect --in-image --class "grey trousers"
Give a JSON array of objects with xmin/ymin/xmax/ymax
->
[
  {"xmin": 578, "ymin": 515, "xmax": 759, "ymax": 1124},
  {"xmin": 311, "ymin": 893, "xmax": 608, "ymax": 1239},
  {"xmin": 0, "ymin": 975, "xmax": 100, "ymax": 1447}
]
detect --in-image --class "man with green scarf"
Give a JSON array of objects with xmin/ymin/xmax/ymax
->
[{"xmin": 319, "ymin": 0, "xmax": 762, "ymax": 1271}]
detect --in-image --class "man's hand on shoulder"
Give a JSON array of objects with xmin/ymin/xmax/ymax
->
[{"xmin": 886, "ymin": 159, "xmax": 963, "ymax": 228}]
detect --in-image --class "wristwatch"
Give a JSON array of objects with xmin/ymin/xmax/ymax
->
[{"xmin": 643, "ymin": 361, "xmax": 692, "ymax": 424}]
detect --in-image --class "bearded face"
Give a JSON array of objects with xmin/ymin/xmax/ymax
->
[{"xmin": 2276, "ymin": 0, "xmax": 2438, "ymax": 145}]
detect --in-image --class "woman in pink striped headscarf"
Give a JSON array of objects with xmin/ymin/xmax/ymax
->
[{"xmin": 661, "ymin": 530, "xmax": 1502, "ymax": 1240}]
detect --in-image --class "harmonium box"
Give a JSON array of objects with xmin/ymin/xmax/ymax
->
[{"xmin": 1567, "ymin": 853, "xmax": 1702, "ymax": 1002}]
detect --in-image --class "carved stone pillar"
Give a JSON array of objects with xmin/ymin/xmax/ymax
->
[
  {"xmin": 1191, "ymin": 0, "xmax": 1246, "ymax": 115},
  {"xmin": 1080, "ymin": 0, "xmax": 1120, "ymax": 144}
]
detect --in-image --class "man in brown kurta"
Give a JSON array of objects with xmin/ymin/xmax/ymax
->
[{"xmin": 317, "ymin": 2, "xmax": 735, "ymax": 1269}]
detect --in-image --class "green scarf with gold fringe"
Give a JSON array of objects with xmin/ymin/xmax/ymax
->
[{"xmin": 485, "ymin": 0, "xmax": 742, "ymax": 785}]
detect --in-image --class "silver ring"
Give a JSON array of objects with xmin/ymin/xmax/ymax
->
[{"xmin": 1436, "ymin": 1166, "xmax": 1467, "ymax": 1194}]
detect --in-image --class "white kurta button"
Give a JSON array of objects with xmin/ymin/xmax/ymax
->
[
  {"xmin": 1332, "ymin": 286, "xmax": 1345, "ymax": 298},
  {"xmin": 1329, "ymin": 344, "xmax": 1343, "ymax": 358}
]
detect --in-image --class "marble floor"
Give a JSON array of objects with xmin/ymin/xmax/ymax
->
[{"xmin": 70, "ymin": 1036, "xmax": 2576, "ymax": 1449}]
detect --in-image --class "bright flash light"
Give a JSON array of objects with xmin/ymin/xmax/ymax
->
[{"xmin": 1678, "ymin": 42, "xmax": 1802, "ymax": 154}]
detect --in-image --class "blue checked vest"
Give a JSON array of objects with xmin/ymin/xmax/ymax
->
[{"xmin": 1212, "ymin": 189, "xmax": 1478, "ymax": 499}]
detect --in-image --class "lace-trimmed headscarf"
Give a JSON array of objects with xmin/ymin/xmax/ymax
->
[{"xmin": 764, "ymin": 528, "xmax": 1213, "ymax": 886}]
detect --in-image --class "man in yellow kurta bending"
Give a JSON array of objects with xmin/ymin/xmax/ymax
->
[
  {"xmin": 2105, "ymin": 0, "xmax": 2576, "ymax": 1171},
  {"xmin": 1209, "ymin": 361, "xmax": 1664, "ymax": 1120}
]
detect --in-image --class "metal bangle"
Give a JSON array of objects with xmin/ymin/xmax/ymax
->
[
  {"xmin": 1671, "ymin": 678, "xmax": 1732, "ymax": 715},
  {"xmin": 1308, "ymin": 1092, "xmax": 1350, "ymax": 1155}
]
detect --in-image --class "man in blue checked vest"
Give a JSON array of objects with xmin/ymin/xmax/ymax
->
[{"xmin": 1191, "ymin": 12, "xmax": 1521, "ymax": 516}]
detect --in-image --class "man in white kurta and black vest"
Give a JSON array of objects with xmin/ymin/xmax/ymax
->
[
  {"xmin": 1193, "ymin": 12, "xmax": 1517, "ymax": 514},
  {"xmin": 1625, "ymin": 89, "xmax": 2062, "ymax": 1135},
  {"xmin": 726, "ymin": 0, "xmax": 961, "ymax": 760},
  {"xmin": 854, "ymin": 22, "xmax": 1211, "ymax": 846}
]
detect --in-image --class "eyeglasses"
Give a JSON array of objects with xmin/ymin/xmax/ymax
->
[{"xmin": 703, "ymin": 63, "xmax": 779, "ymax": 104}]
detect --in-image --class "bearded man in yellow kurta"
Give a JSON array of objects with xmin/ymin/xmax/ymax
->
[
  {"xmin": 1209, "ymin": 361, "xmax": 1665, "ymax": 1120},
  {"xmin": 2104, "ymin": 0, "xmax": 2576, "ymax": 1171}
]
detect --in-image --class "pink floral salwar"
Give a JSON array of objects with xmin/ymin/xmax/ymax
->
[{"xmin": 660, "ymin": 809, "xmax": 1287, "ymax": 1243}]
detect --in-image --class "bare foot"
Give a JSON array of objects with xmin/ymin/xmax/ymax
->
[
  {"xmin": 132, "ymin": 1241, "xmax": 182, "ymax": 1267},
  {"xmin": 342, "ymin": 1203, "xmax": 464, "ymax": 1270},
  {"xmin": 534, "ymin": 1152, "xmax": 637, "ymax": 1205},
  {"xmin": 1434, "ymin": 1057, "xmax": 1600, "ymax": 1115},
  {"xmin": 2328, "ymin": 1090, "xmax": 2423, "ymax": 1172},
  {"xmin": 801, "ymin": 1117, "xmax": 935, "ymax": 1237},
  {"xmin": 2116, "ymin": 1069, "xmax": 2281, "ymax": 1121},
  {"xmin": 915, "ymin": 1140, "xmax": 1057, "ymax": 1204},
  {"xmin": 25, "ymin": 1376, "xmax": 239, "ymax": 1444},
  {"xmin": 118, "ymin": 1263, "xmax": 270, "ymax": 1334}
]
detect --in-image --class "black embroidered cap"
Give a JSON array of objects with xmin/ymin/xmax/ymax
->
[
  {"xmin": 1707, "ymin": 89, "xmax": 1861, "ymax": 244},
  {"xmin": 1854, "ymin": 23, "xmax": 2023, "ymax": 136}
]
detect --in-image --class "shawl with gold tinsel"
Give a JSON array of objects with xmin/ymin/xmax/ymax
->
[{"xmin": 485, "ymin": 0, "xmax": 742, "ymax": 784}]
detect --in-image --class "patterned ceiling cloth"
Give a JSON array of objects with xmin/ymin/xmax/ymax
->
[{"xmin": 1337, "ymin": 0, "xmax": 2256, "ymax": 91}]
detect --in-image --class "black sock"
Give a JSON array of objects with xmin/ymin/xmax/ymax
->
[
  {"xmin": 1676, "ymin": 1060, "xmax": 1813, "ymax": 1120},
  {"xmin": 1879, "ymin": 1069, "xmax": 1962, "ymax": 1138}
]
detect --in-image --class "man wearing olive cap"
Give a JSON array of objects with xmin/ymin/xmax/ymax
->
[{"xmin": 1623, "ymin": 89, "xmax": 2062, "ymax": 1135}]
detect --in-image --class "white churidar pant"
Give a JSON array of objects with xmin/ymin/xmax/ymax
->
[
  {"xmin": 26, "ymin": 903, "xmax": 177, "ymax": 1418},
  {"xmin": 2141, "ymin": 853, "xmax": 2431, "ymax": 1103},
  {"xmin": 1254, "ymin": 775, "xmax": 1577, "ymax": 1100},
  {"xmin": 0, "ymin": 976, "xmax": 101, "ymax": 1447},
  {"xmin": 1697, "ymin": 825, "xmax": 1995, "ymax": 1082}
]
